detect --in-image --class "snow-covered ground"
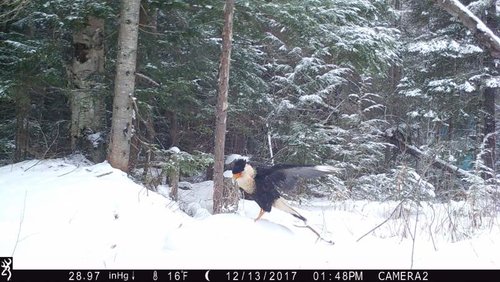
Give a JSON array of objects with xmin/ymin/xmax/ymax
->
[{"xmin": 0, "ymin": 156, "xmax": 498, "ymax": 269}]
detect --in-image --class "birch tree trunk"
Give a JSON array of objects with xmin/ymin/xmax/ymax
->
[
  {"xmin": 108, "ymin": 0, "xmax": 141, "ymax": 172},
  {"xmin": 70, "ymin": 16, "xmax": 106, "ymax": 163},
  {"xmin": 213, "ymin": 0, "xmax": 236, "ymax": 214}
]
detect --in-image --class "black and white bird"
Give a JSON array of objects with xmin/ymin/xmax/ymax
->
[{"xmin": 231, "ymin": 159, "xmax": 337, "ymax": 223}]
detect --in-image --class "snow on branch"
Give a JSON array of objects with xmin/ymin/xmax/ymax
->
[{"xmin": 433, "ymin": 0, "xmax": 500, "ymax": 58}]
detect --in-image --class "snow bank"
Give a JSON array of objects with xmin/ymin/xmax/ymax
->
[{"xmin": 0, "ymin": 157, "xmax": 498, "ymax": 269}]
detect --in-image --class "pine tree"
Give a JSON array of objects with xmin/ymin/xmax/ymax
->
[
  {"xmin": 248, "ymin": 0, "xmax": 400, "ymax": 197},
  {"xmin": 388, "ymin": 0, "xmax": 498, "ymax": 196}
]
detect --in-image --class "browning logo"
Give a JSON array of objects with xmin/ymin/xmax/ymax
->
[{"xmin": 0, "ymin": 258, "xmax": 12, "ymax": 282}]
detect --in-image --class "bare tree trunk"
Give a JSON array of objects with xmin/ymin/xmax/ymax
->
[
  {"xmin": 482, "ymin": 87, "xmax": 497, "ymax": 179},
  {"xmin": 14, "ymin": 88, "xmax": 29, "ymax": 162},
  {"xmin": 70, "ymin": 16, "xmax": 106, "ymax": 163},
  {"xmin": 167, "ymin": 110, "xmax": 180, "ymax": 147},
  {"xmin": 169, "ymin": 153, "xmax": 179, "ymax": 201},
  {"xmin": 108, "ymin": 0, "xmax": 141, "ymax": 172},
  {"xmin": 213, "ymin": 0, "xmax": 236, "ymax": 214},
  {"xmin": 481, "ymin": 1, "xmax": 498, "ymax": 179},
  {"xmin": 129, "ymin": 5, "xmax": 159, "ymax": 170}
]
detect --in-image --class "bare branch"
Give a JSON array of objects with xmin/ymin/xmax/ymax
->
[
  {"xmin": 357, "ymin": 200, "xmax": 405, "ymax": 242},
  {"xmin": 11, "ymin": 190, "xmax": 27, "ymax": 256},
  {"xmin": 0, "ymin": 0, "xmax": 30, "ymax": 23},
  {"xmin": 135, "ymin": 72, "xmax": 161, "ymax": 88}
]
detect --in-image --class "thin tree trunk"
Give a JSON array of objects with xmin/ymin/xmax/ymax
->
[
  {"xmin": 70, "ymin": 16, "xmax": 106, "ymax": 163},
  {"xmin": 481, "ymin": 1, "xmax": 498, "ymax": 179},
  {"xmin": 108, "ymin": 0, "xmax": 141, "ymax": 172},
  {"xmin": 482, "ymin": 87, "xmax": 496, "ymax": 179},
  {"xmin": 167, "ymin": 110, "xmax": 180, "ymax": 147},
  {"xmin": 213, "ymin": 0, "xmax": 236, "ymax": 214},
  {"xmin": 169, "ymin": 153, "xmax": 179, "ymax": 201},
  {"xmin": 14, "ymin": 88, "xmax": 29, "ymax": 162}
]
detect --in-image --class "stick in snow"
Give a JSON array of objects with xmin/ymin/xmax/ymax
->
[
  {"xmin": 295, "ymin": 223, "xmax": 335, "ymax": 245},
  {"xmin": 357, "ymin": 200, "xmax": 405, "ymax": 242}
]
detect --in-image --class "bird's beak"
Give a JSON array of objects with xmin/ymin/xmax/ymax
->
[{"xmin": 232, "ymin": 173, "xmax": 242, "ymax": 184}]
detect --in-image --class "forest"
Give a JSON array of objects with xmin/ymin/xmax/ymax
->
[{"xmin": 0, "ymin": 0, "xmax": 498, "ymax": 212}]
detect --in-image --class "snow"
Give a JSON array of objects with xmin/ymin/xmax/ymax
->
[
  {"xmin": 86, "ymin": 132, "xmax": 103, "ymax": 148},
  {"xmin": 225, "ymin": 154, "xmax": 249, "ymax": 164},
  {"xmin": 485, "ymin": 76, "xmax": 500, "ymax": 88},
  {"xmin": 276, "ymin": 99, "xmax": 296, "ymax": 112},
  {"xmin": 407, "ymin": 39, "xmax": 482, "ymax": 57},
  {"xmin": 402, "ymin": 89, "xmax": 422, "ymax": 97},
  {"xmin": 423, "ymin": 110, "xmax": 436, "ymax": 118},
  {"xmin": 458, "ymin": 81, "xmax": 476, "ymax": 92},
  {"xmin": 4, "ymin": 41, "xmax": 37, "ymax": 54},
  {"xmin": 168, "ymin": 146, "xmax": 181, "ymax": 154},
  {"xmin": 0, "ymin": 156, "xmax": 499, "ymax": 269},
  {"xmin": 299, "ymin": 94, "xmax": 324, "ymax": 104}
]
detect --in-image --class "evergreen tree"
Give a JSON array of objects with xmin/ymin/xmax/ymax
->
[
  {"xmin": 393, "ymin": 0, "xmax": 498, "ymax": 195},
  {"xmin": 250, "ymin": 0, "xmax": 400, "ymax": 197}
]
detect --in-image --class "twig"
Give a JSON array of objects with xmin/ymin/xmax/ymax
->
[
  {"xmin": 96, "ymin": 171, "xmax": 113, "ymax": 177},
  {"xmin": 24, "ymin": 123, "xmax": 60, "ymax": 172},
  {"xmin": 0, "ymin": 0, "xmax": 30, "ymax": 24},
  {"xmin": 410, "ymin": 205, "xmax": 419, "ymax": 269},
  {"xmin": 295, "ymin": 223, "xmax": 335, "ymax": 245},
  {"xmin": 23, "ymin": 160, "xmax": 42, "ymax": 172},
  {"xmin": 135, "ymin": 72, "xmax": 161, "ymax": 87},
  {"xmin": 57, "ymin": 166, "xmax": 79, "ymax": 177},
  {"xmin": 428, "ymin": 203, "xmax": 438, "ymax": 251},
  {"xmin": 12, "ymin": 190, "xmax": 27, "ymax": 256},
  {"xmin": 357, "ymin": 200, "xmax": 405, "ymax": 242}
]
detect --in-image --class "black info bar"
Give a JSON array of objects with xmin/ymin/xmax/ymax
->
[{"xmin": 1, "ymin": 269, "xmax": 498, "ymax": 282}]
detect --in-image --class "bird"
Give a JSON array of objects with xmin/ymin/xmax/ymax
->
[{"xmin": 231, "ymin": 158, "xmax": 338, "ymax": 223}]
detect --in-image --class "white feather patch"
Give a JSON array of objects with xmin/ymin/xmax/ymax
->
[
  {"xmin": 235, "ymin": 164, "xmax": 256, "ymax": 193},
  {"xmin": 273, "ymin": 197, "xmax": 307, "ymax": 222},
  {"xmin": 313, "ymin": 165, "xmax": 338, "ymax": 173}
]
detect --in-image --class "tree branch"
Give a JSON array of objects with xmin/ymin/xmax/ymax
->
[
  {"xmin": 433, "ymin": 0, "xmax": 500, "ymax": 58},
  {"xmin": 135, "ymin": 72, "xmax": 161, "ymax": 88},
  {"xmin": 384, "ymin": 130, "xmax": 475, "ymax": 180}
]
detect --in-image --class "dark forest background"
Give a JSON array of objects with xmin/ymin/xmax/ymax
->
[{"xmin": 0, "ymin": 0, "xmax": 498, "ymax": 204}]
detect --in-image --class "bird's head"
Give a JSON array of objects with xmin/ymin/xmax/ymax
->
[
  {"xmin": 232, "ymin": 158, "xmax": 256, "ymax": 180},
  {"xmin": 231, "ymin": 159, "xmax": 255, "ymax": 192},
  {"xmin": 232, "ymin": 159, "xmax": 247, "ymax": 180}
]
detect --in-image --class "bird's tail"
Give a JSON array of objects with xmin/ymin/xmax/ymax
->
[{"xmin": 273, "ymin": 197, "xmax": 307, "ymax": 222}]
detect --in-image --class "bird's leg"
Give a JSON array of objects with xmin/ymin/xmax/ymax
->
[{"xmin": 254, "ymin": 208, "xmax": 265, "ymax": 222}]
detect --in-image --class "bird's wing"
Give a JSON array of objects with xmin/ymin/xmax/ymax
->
[{"xmin": 256, "ymin": 164, "xmax": 338, "ymax": 192}]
